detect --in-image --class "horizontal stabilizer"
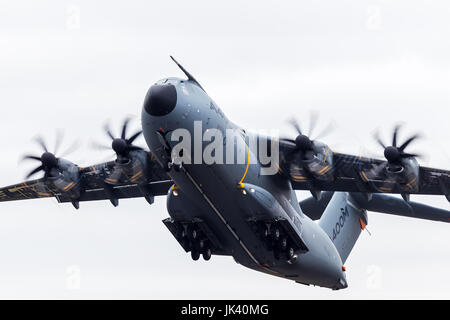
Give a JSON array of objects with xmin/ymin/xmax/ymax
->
[
  {"xmin": 299, "ymin": 191, "xmax": 334, "ymax": 220},
  {"xmin": 300, "ymin": 192, "xmax": 450, "ymax": 223},
  {"xmin": 350, "ymin": 193, "xmax": 450, "ymax": 223}
]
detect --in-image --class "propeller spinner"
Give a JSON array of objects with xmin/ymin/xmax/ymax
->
[
  {"xmin": 281, "ymin": 113, "xmax": 334, "ymax": 164},
  {"xmin": 103, "ymin": 118, "xmax": 143, "ymax": 162},
  {"xmin": 22, "ymin": 135, "xmax": 69, "ymax": 179},
  {"xmin": 374, "ymin": 125, "xmax": 420, "ymax": 172}
]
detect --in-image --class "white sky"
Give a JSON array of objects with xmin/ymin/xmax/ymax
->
[{"xmin": 0, "ymin": 0, "xmax": 449, "ymax": 299}]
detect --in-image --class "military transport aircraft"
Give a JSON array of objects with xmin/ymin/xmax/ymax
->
[{"xmin": 1, "ymin": 57, "xmax": 450, "ymax": 290}]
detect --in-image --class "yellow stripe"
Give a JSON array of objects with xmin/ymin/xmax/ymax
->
[
  {"xmin": 63, "ymin": 182, "xmax": 75, "ymax": 191},
  {"xmin": 292, "ymin": 175, "xmax": 308, "ymax": 181},
  {"xmin": 405, "ymin": 176, "xmax": 417, "ymax": 188},
  {"xmin": 318, "ymin": 165, "xmax": 331, "ymax": 175},
  {"xmin": 129, "ymin": 170, "xmax": 143, "ymax": 182},
  {"xmin": 237, "ymin": 144, "xmax": 250, "ymax": 189},
  {"xmin": 360, "ymin": 171, "xmax": 369, "ymax": 182}
]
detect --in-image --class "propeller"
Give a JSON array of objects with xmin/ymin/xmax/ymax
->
[
  {"xmin": 22, "ymin": 132, "xmax": 78, "ymax": 179},
  {"xmin": 374, "ymin": 125, "xmax": 420, "ymax": 172},
  {"xmin": 102, "ymin": 118, "xmax": 143, "ymax": 163},
  {"xmin": 95, "ymin": 117, "xmax": 147, "ymax": 189},
  {"xmin": 281, "ymin": 113, "xmax": 335, "ymax": 164}
]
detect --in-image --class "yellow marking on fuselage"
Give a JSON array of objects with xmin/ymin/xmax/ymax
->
[{"xmin": 237, "ymin": 144, "xmax": 250, "ymax": 189}]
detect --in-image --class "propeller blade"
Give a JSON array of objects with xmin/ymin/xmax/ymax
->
[
  {"xmin": 54, "ymin": 129, "xmax": 64, "ymax": 155},
  {"xmin": 60, "ymin": 140, "xmax": 81, "ymax": 158},
  {"xmin": 398, "ymin": 134, "xmax": 420, "ymax": 152},
  {"xmin": 22, "ymin": 155, "xmax": 41, "ymax": 162},
  {"xmin": 35, "ymin": 136, "xmax": 48, "ymax": 153},
  {"xmin": 90, "ymin": 141, "xmax": 112, "ymax": 151},
  {"xmin": 127, "ymin": 130, "xmax": 143, "ymax": 145},
  {"xmin": 308, "ymin": 112, "xmax": 319, "ymax": 137},
  {"xmin": 400, "ymin": 152, "xmax": 420, "ymax": 159},
  {"xmin": 392, "ymin": 125, "xmax": 400, "ymax": 147},
  {"xmin": 289, "ymin": 118, "xmax": 302, "ymax": 135},
  {"xmin": 313, "ymin": 121, "xmax": 335, "ymax": 141},
  {"xmin": 121, "ymin": 118, "xmax": 131, "ymax": 139},
  {"xmin": 103, "ymin": 123, "xmax": 115, "ymax": 141},
  {"xmin": 26, "ymin": 165, "xmax": 44, "ymax": 179},
  {"xmin": 279, "ymin": 138, "xmax": 297, "ymax": 150},
  {"xmin": 128, "ymin": 145, "xmax": 143, "ymax": 152},
  {"xmin": 374, "ymin": 132, "xmax": 386, "ymax": 149}
]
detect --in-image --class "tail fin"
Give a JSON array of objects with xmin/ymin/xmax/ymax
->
[{"xmin": 318, "ymin": 192, "xmax": 367, "ymax": 263}]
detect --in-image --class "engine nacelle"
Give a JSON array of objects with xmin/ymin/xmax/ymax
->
[
  {"xmin": 387, "ymin": 157, "xmax": 420, "ymax": 193},
  {"xmin": 289, "ymin": 142, "xmax": 334, "ymax": 183}
]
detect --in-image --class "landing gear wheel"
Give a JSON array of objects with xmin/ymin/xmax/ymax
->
[
  {"xmin": 274, "ymin": 248, "xmax": 281, "ymax": 261},
  {"xmin": 199, "ymin": 239, "xmax": 208, "ymax": 250},
  {"xmin": 202, "ymin": 247, "xmax": 212, "ymax": 261},
  {"xmin": 264, "ymin": 226, "xmax": 270, "ymax": 238},
  {"xmin": 272, "ymin": 227, "xmax": 280, "ymax": 241},
  {"xmin": 191, "ymin": 250, "xmax": 200, "ymax": 261},
  {"xmin": 287, "ymin": 247, "xmax": 295, "ymax": 260},
  {"xmin": 191, "ymin": 229, "xmax": 198, "ymax": 240},
  {"xmin": 280, "ymin": 237, "xmax": 287, "ymax": 250},
  {"xmin": 181, "ymin": 237, "xmax": 190, "ymax": 250}
]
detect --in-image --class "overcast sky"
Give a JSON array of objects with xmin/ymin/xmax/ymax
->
[{"xmin": 0, "ymin": 0, "xmax": 449, "ymax": 299}]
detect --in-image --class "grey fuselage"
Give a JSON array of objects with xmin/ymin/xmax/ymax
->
[{"xmin": 141, "ymin": 77, "xmax": 347, "ymax": 290}]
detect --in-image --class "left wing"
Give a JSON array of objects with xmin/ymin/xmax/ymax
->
[{"xmin": 0, "ymin": 151, "xmax": 173, "ymax": 208}]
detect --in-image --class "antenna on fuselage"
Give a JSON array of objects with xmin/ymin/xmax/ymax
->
[{"xmin": 170, "ymin": 56, "xmax": 205, "ymax": 92}]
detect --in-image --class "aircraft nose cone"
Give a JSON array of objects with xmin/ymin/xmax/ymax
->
[{"xmin": 143, "ymin": 84, "xmax": 177, "ymax": 116}]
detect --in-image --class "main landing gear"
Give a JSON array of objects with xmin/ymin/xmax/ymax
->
[
  {"xmin": 163, "ymin": 218, "xmax": 224, "ymax": 262},
  {"xmin": 249, "ymin": 218, "xmax": 309, "ymax": 264},
  {"xmin": 182, "ymin": 226, "xmax": 212, "ymax": 261},
  {"xmin": 264, "ymin": 223, "xmax": 297, "ymax": 262}
]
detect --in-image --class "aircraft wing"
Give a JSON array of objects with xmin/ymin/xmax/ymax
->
[
  {"xmin": 0, "ymin": 178, "xmax": 55, "ymax": 202},
  {"xmin": 0, "ymin": 152, "xmax": 173, "ymax": 208},
  {"xmin": 284, "ymin": 151, "xmax": 450, "ymax": 199}
]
